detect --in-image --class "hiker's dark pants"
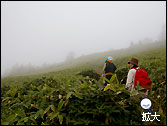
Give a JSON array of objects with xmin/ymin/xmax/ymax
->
[{"xmin": 104, "ymin": 75, "xmax": 112, "ymax": 86}]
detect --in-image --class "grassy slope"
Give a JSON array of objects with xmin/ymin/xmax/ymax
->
[
  {"xmin": 1, "ymin": 41, "xmax": 166, "ymax": 87},
  {"xmin": 1, "ymin": 42, "xmax": 166, "ymax": 125}
]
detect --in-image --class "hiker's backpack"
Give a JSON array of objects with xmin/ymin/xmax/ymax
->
[
  {"xmin": 133, "ymin": 68, "xmax": 152, "ymax": 92},
  {"xmin": 105, "ymin": 61, "xmax": 117, "ymax": 74}
]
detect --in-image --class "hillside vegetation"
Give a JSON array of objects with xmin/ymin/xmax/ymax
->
[
  {"xmin": 2, "ymin": 40, "xmax": 165, "ymax": 78},
  {"xmin": 1, "ymin": 41, "xmax": 166, "ymax": 125}
]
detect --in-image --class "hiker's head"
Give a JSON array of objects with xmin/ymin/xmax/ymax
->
[
  {"xmin": 107, "ymin": 56, "xmax": 113, "ymax": 61},
  {"xmin": 107, "ymin": 56, "xmax": 113, "ymax": 63},
  {"xmin": 128, "ymin": 58, "xmax": 138, "ymax": 68}
]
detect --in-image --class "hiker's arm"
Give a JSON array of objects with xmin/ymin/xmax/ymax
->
[{"xmin": 125, "ymin": 69, "xmax": 136, "ymax": 91}]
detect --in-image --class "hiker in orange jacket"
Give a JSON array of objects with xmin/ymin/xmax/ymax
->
[{"xmin": 102, "ymin": 56, "xmax": 117, "ymax": 87}]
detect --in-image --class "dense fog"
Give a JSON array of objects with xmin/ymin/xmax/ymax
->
[{"xmin": 1, "ymin": 1, "xmax": 166, "ymax": 77}]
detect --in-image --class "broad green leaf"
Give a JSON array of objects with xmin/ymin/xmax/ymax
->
[
  {"xmin": 39, "ymin": 109, "xmax": 44, "ymax": 115},
  {"xmin": 118, "ymin": 101, "xmax": 125, "ymax": 105},
  {"xmin": 83, "ymin": 80, "xmax": 88, "ymax": 86},
  {"xmin": 116, "ymin": 91, "xmax": 122, "ymax": 95},
  {"xmin": 115, "ymin": 74, "xmax": 119, "ymax": 84},
  {"xmin": 37, "ymin": 85, "xmax": 42, "ymax": 91},
  {"xmin": 58, "ymin": 114, "xmax": 63, "ymax": 124},
  {"xmin": 66, "ymin": 92, "xmax": 73, "ymax": 100},
  {"xmin": 157, "ymin": 95, "xmax": 161, "ymax": 99},
  {"xmin": 137, "ymin": 81, "xmax": 139, "ymax": 90},
  {"xmin": 103, "ymin": 77, "xmax": 110, "ymax": 84},
  {"xmin": 50, "ymin": 112, "xmax": 59, "ymax": 120},
  {"xmin": 58, "ymin": 99, "xmax": 65, "ymax": 111},
  {"xmin": 34, "ymin": 110, "xmax": 41, "ymax": 119},
  {"xmin": 23, "ymin": 117, "xmax": 28, "ymax": 123},
  {"xmin": 48, "ymin": 112, "xmax": 54, "ymax": 117},
  {"xmin": 43, "ymin": 105, "xmax": 51, "ymax": 114},
  {"xmin": 50, "ymin": 104, "xmax": 55, "ymax": 112},
  {"xmin": 138, "ymin": 87, "xmax": 145, "ymax": 91},
  {"xmin": 104, "ymin": 84, "xmax": 111, "ymax": 91},
  {"xmin": 73, "ymin": 92, "xmax": 83, "ymax": 99},
  {"xmin": 111, "ymin": 85, "xmax": 116, "ymax": 92},
  {"xmin": 110, "ymin": 74, "xmax": 116, "ymax": 83},
  {"xmin": 149, "ymin": 91, "xmax": 155, "ymax": 96},
  {"xmin": 18, "ymin": 92, "xmax": 21, "ymax": 98}
]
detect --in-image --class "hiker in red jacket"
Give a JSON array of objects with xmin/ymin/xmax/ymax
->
[{"xmin": 125, "ymin": 58, "xmax": 151, "ymax": 96}]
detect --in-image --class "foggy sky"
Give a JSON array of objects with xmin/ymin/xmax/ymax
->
[{"xmin": 1, "ymin": 1, "xmax": 166, "ymax": 76}]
